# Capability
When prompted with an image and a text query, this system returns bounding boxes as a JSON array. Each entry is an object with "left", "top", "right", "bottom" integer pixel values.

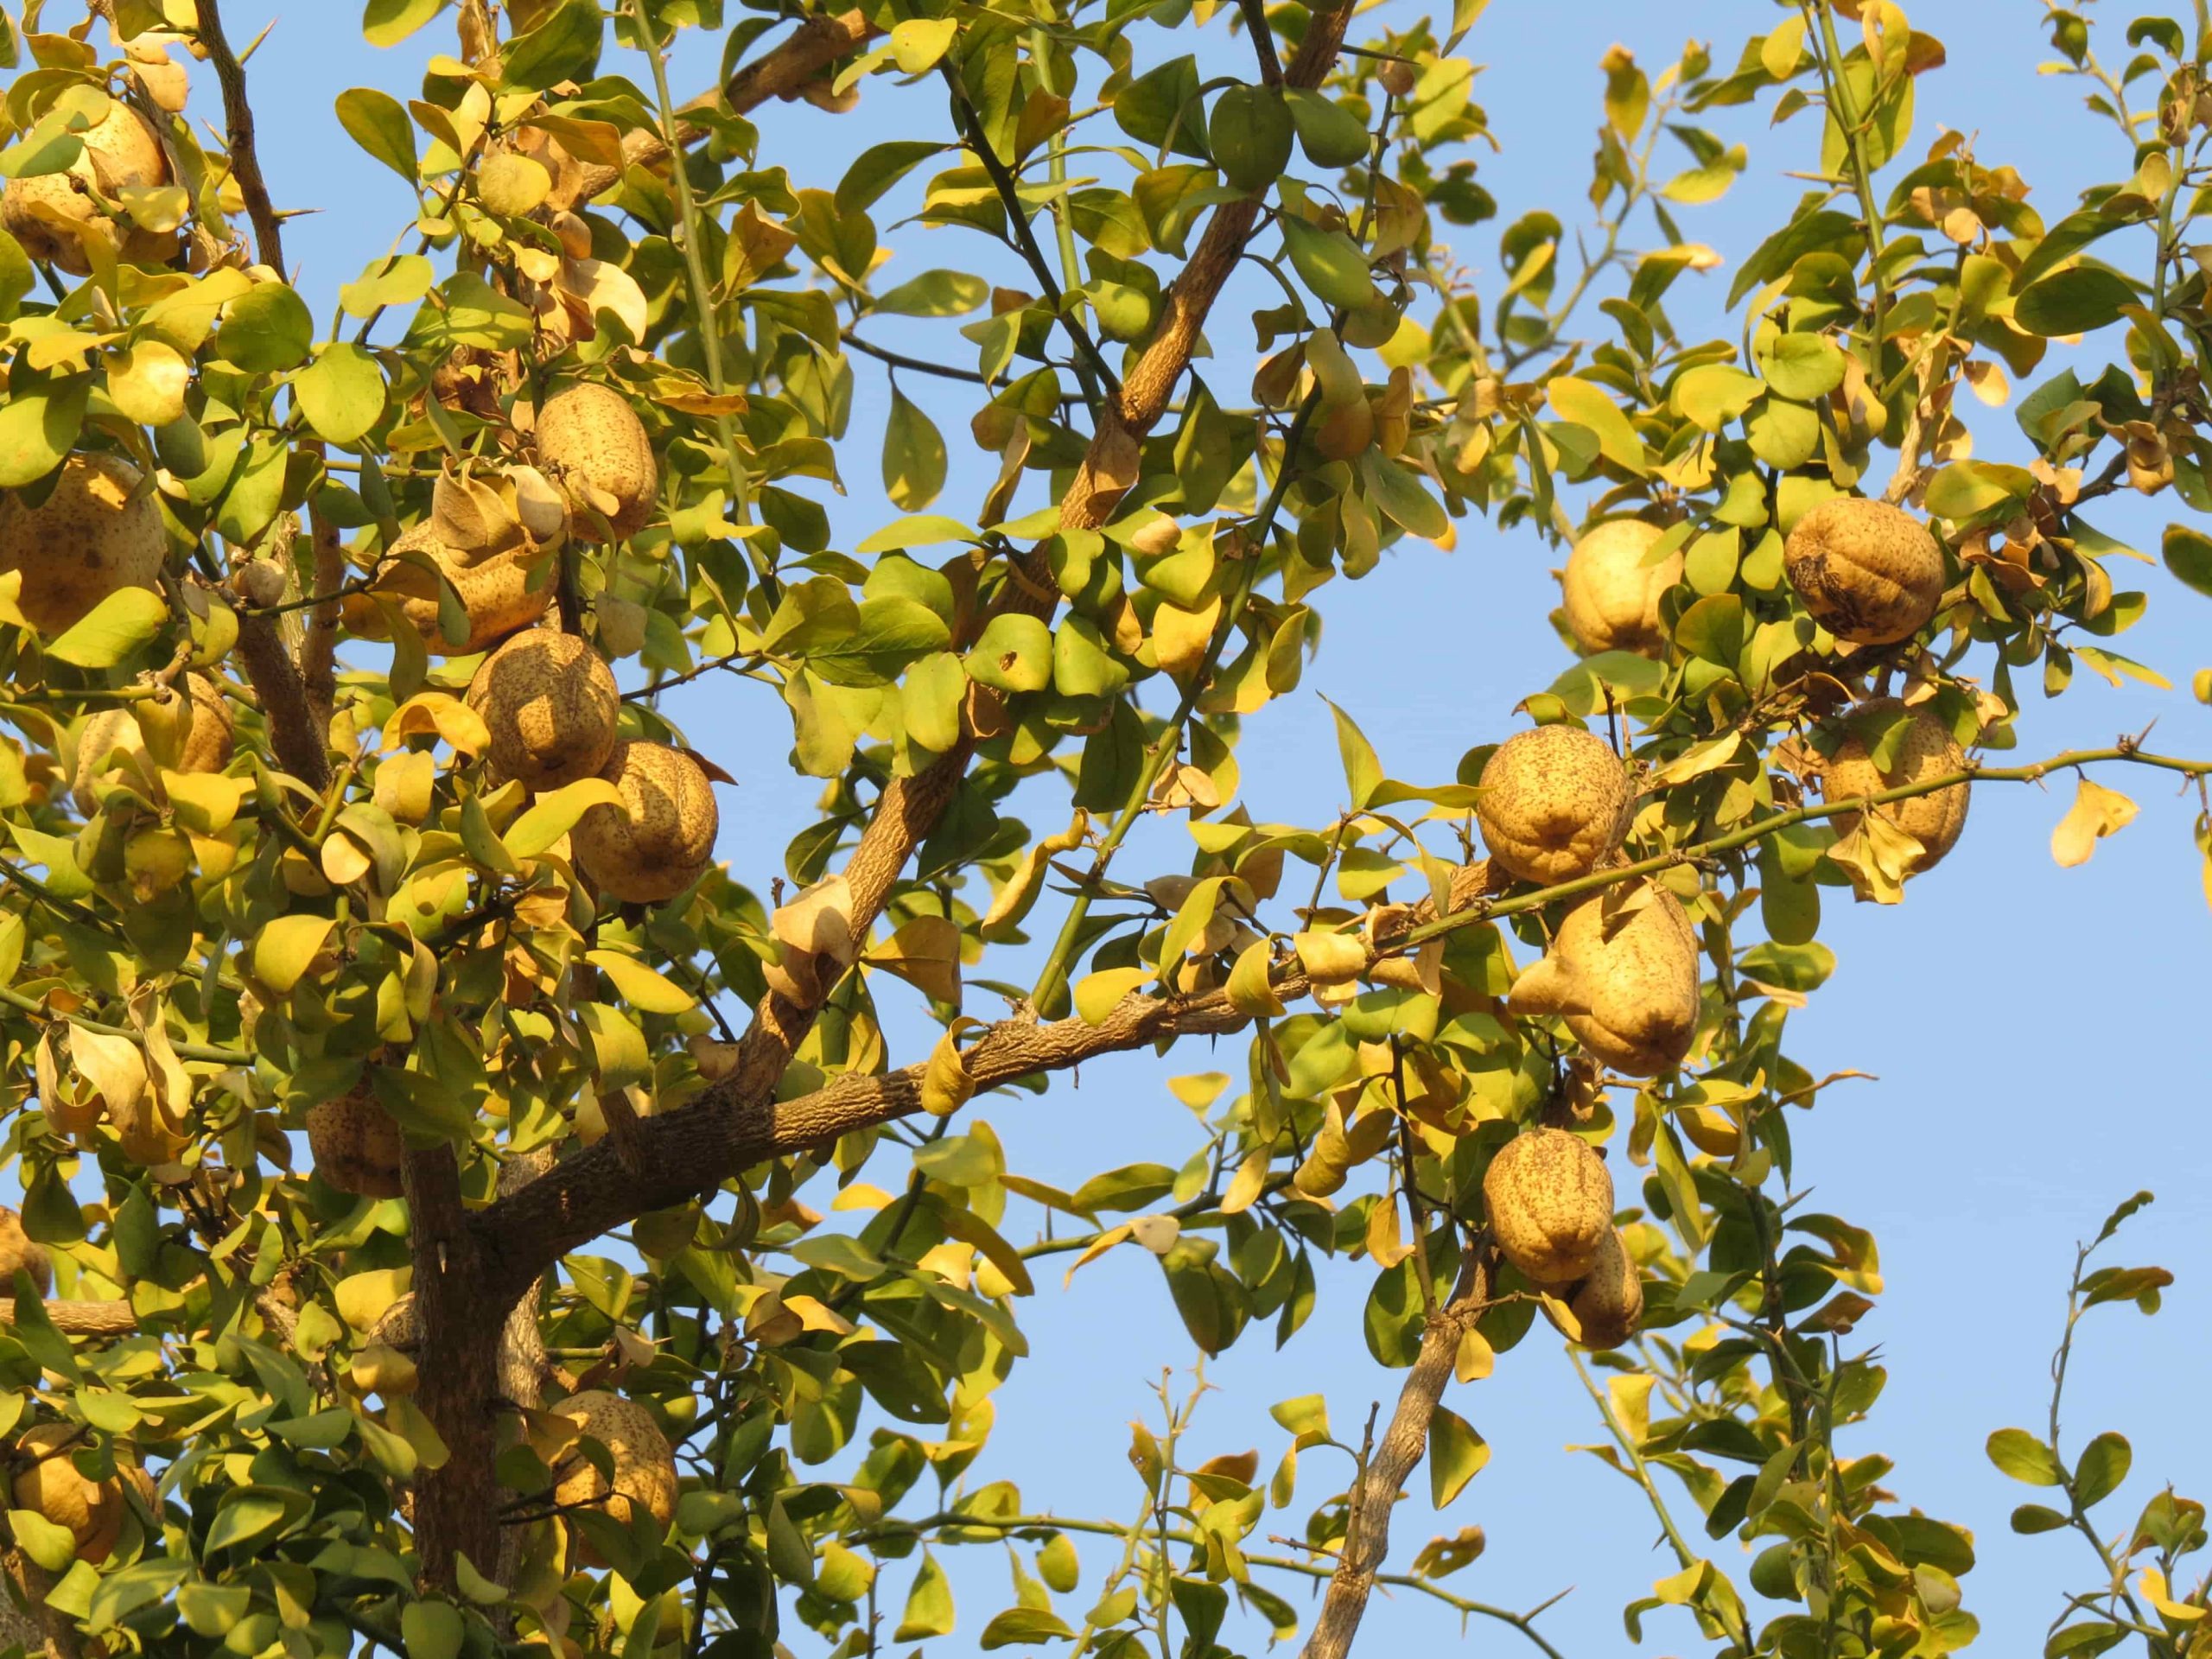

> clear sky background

[{"left": 134, "top": 0, "right": 2212, "bottom": 1650}]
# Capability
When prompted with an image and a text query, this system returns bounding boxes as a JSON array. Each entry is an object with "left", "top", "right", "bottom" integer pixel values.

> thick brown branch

[
  {"left": 195, "top": 0, "right": 284, "bottom": 270},
  {"left": 0, "top": 1299, "right": 137, "bottom": 1335},
  {"left": 476, "top": 976, "right": 1271, "bottom": 1306},
  {"left": 234, "top": 609, "right": 331, "bottom": 790},
  {"left": 568, "top": 10, "right": 877, "bottom": 202},
  {"left": 470, "top": 3, "right": 1361, "bottom": 1301},
  {"left": 403, "top": 1145, "right": 501, "bottom": 1592},
  {"left": 1302, "top": 1242, "right": 1491, "bottom": 1659}
]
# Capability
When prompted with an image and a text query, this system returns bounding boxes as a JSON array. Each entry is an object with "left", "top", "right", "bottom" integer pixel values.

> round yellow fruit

[
  {"left": 359, "top": 524, "right": 554, "bottom": 655},
  {"left": 72, "top": 675, "right": 230, "bottom": 813},
  {"left": 466, "top": 629, "right": 620, "bottom": 791},
  {"left": 1821, "top": 697, "right": 1970, "bottom": 875},
  {"left": 1566, "top": 1228, "right": 1643, "bottom": 1349},
  {"left": 0, "top": 454, "right": 167, "bottom": 637},
  {"left": 1782, "top": 497, "right": 1946, "bottom": 645},
  {"left": 573, "top": 741, "right": 718, "bottom": 904},
  {"left": 1510, "top": 881, "right": 1701, "bottom": 1077},
  {"left": 0, "top": 1206, "right": 51, "bottom": 1298},
  {"left": 1560, "top": 519, "right": 1680, "bottom": 657},
  {"left": 1473, "top": 723, "right": 1630, "bottom": 884},
  {"left": 0, "top": 99, "right": 172, "bottom": 276},
  {"left": 1482, "top": 1128, "right": 1613, "bottom": 1286},
  {"left": 550, "top": 1390, "right": 677, "bottom": 1560},
  {"left": 306, "top": 1087, "right": 405, "bottom": 1199},
  {"left": 537, "top": 384, "right": 658, "bottom": 540},
  {"left": 12, "top": 1425, "right": 122, "bottom": 1563}
]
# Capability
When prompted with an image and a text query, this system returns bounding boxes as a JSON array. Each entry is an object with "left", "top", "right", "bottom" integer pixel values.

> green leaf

[
  {"left": 856, "top": 514, "right": 979, "bottom": 554},
  {"left": 584, "top": 948, "right": 695, "bottom": 1014},
  {"left": 964, "top": 613, "right": 1052, "bottom": 694},
  {"left": 2074, "top": 1431, "right": 2131, "bottom": 1507},
  {"left": 215, "top": 283, "right": 315, "bottom": 373},
  {"left": 362, "top": 0, "right": 445, "bottom": 47},
  {"left": 0, "top": 373, "right": 90, "bottom": 488},
  {"left": 292, "top": 343, "right": 387, "bottom": 445},
  {"left": 334, "top": 87, "right": 417, "bottom": 182},
  {"left": 1280, "top": 216, "right": 1377, "bottom": 310},
  {"left": 895, "top": 1552, "right": 956, "bottom": 1642},
  {"left": 1759, "top": 333, "right": 1847, "bottom": 401},
  {"left": 1986, "top": 1427, "right": 2063, "bottom": 1486},
  {"left": 1673, "top": 363, "right": 1764, "bottom": 430},
  {"left": 1428, "top": 1405, "right": 1489, "bottom": 1507},
  {"left": 206, "top": 1487, "right": 297, "bottom": 1554},
  {"left": 499, "top": 0, "right": 602, "bottom": 92},
  {"left": 2010, "top": 1503, "right": 2069, "bottom": 1534},
  {"left": 44, "top": 588, "right": 167, "bottom": 666},
  {"left": 400, "top": 1599, "right": 465, "bottom": 1659},
  {"left": 1283, "top": 88, "right": 1370, "bottom": 168},
  {"left": 1052, "top": 616, "right": 1128, "bottom": 698},
  {"left": 837, "top": 141, "right": 942, "bottom": 215},
  {"left": 2013, "top": 267, "right": 2137, "bottom": 337},
  {"left": 2163, "top": 524, "right": 2212, "bottom": 599},
  {"left": 790, "top": 1233, "right": 886, "bottom": 1281},
  {"left": 881, "top": 388, "right": 947, "bottom": 511},
  {"left": 1323, "top": 696, "right": 1382, "bottom": 809},
  {"left": 1925, "top": 460, "right": 2036, "bottom": 521},
  {"left": 980, "top": 1608, "right": 1077, "bottom": 1649},
  {"left": 1546, "top": 376, "right": 1648, "bottom": 473},
  {"left": 874, "top": 269, "right": 988, "bottom": 317},
  {"left": 9, "top": 1509, "right": 74, "bottom": 1573},
  {"left": 1361, "top": 453, "right": 1448, "bottom": 537}
]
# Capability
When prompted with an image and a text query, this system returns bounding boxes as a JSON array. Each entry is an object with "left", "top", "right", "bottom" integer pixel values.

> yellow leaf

[
  {"left": 503, "top": 777, "right": 623, "bottom": 860},
  {"left": 1219, "top": 1147, "right": 1271, "bottom": 1216},
  {"left": 1293, "top": 929, "right": 1366, "bottom": 988},
  {"left": 334, "top": 1267, "right": 411, "bottom": 1331},
  {"left": 252, "top": 914, "right": 336, "bottom": 994},
  {"left": 1063, "top": 1223, "right": 1132, "bottom": 1287},
  {"left": 981, "top": 809, "right": 1089, "bottom": 940},
  {"left": 1453, "top": 1325, "right": 1494, "bottom": 1383},
  {"left": 2051, "top": 775, "right": 2139, "bottom": 868},
  {"left": 380, "top": 692, "right": 490, "bottom": 756},
  {"left": 1074, "top": 966, "right": 1150, "bottom": 1026},
  {"left": 920, "top": 1018, "right": 982, "bottom": 1116},
  {"left": 1226, "top": 938, "right": 1285, "bottom": 1016},
  {"left": 586, "top": 949, "right": 696, "bottom": 1014},
  {"left": 2139, "top": 1567, "right": 2207, "bottom": 1623},
  {"left": 830, "top": 1183, "right": 894, "bottom": 1211},
  {"left": 160, "top": 770, "right": 252, "bottom": 835},
  {"left": 772, "top": 874, "right": 858, "bottom": 963},
  {"left": 869, "top": 915, "right": 963, "bottom": 1005}
]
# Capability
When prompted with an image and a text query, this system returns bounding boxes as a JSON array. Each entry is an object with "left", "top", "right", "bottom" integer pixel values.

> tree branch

[
  {"left": 1301, "top": 1241, "right": 1491, "bottom": 1659},
  {"left": 0, "top": 1299, "right": 137, "bottom": 1336},
  {"left": 194, "top": 0, "right": 284, "bottom": 270},
  {"left": 565, "top": 9, "right": 879, "bottom": 202}
]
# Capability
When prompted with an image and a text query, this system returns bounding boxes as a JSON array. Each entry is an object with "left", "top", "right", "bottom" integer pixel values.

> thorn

[{"left": 238, "top": 16, "right": 277, "bottom": 66}]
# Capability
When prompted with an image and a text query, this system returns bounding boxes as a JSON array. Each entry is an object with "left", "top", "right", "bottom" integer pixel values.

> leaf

[
  {"left": 1362, "top": 453, "right": 1450, "bottom": 537},
  {"left": 2075, "top": 1431, "right": 2132, "bottom": 1508},
  {"left": 214, "top": 283, "right": 315, "bottom": 374},
  {"left": 1986, "top": 1427, "right": 2063, "bottom": 1486},
  {"left": 2162, "top": 524, "right": 2212, "bottom": 599},
  {"left": 889, "top": 16, "right": 957, "bottom": 74},
  {"left": 881, "top": 388, "right": 947, "bottom": 511},
  {"left": 361, "top": 0, "right": 444, "bottom": 47},
  {"left": 1428, "top": 1406, "right": 1489, "bottom": 1508},
  {"left": 400, "top": 1599, "right": 465, "bottom": 1659},
  {"left": 0, "top": 374, "right": 88, "bottom": 488},
  {"left": 1547, "top": 376, "right": 1648, "bottom": 473},
  {"left": 334, "top": 87, "right": 416, "bottom": 182},
  {"left": 1074, "top": 967, "right": 1149, "bottom": 1026},
  {"left": 293, "top": 344, "right": 387, "bottom": 445},
  {"left": 965, "top": 613, "right": 1052, "bottom": 694},
  {"left": 874, "top": 269, "right": 988, "bottom": 317},
  {"left": 504, "top": 778, "right": 623, "bottom": 860},
  {"left": 585, "top": 950, "right": 695, "bottom": 1014},
  {"left": 856, "top": 514, "right": 980, "bottom": 554},
  {"left": 9, "top": 1509, "right": 74, "bottom": 1573},
  {"left": 253, "top": 915, "right": 335, "bottom": 995},
  {"left": 979, "top": 1608, "right": 1076, "bottom": 1649},
  {"left": 44, "top": 588, "right": 167, "bottom": 666},
  {"left": 1321, "top": 697, "right": 1384, "bottom": 809},
  {"left": 1280, "top": 216, "right": 1376, "bottom": 310},
  {"left": 2013, "top": 267, "right": 2137, "bottom": 337},
  {"left": 2050, "top": 776, "right": 2138, "bottom": 868},
  {"left": 499, "top": 0, "right": 602, "bottom": 92},
  {"left": 895, "top": 1552, "right": 955, "bottom": 1642},
  {"left": 1673, "top": 363, "right": 1763, "bottom": 430},
  {"left": 2010, "top": 1503, "right": 2069, "bottom": 1534}
]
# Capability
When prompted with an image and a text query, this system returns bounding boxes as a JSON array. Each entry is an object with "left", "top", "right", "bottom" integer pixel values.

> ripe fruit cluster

[{"left": 1481, "top": 1128, "right": 1643, "bottom": 1349}]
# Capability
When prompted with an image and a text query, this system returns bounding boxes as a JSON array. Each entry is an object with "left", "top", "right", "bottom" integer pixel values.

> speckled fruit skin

[
  {"left": 1567, "top": 1228, "right": 1643, "bottom": 1349},
  {"left": 306, "top": 1088, "right": 404, "bottom": 1199},
  {"left": 467, "top": 629, "right": 620, "bottom": 791},
  {"left": 0, "top": 102, "right": 171, "bottom": 275},
  {"left": 1561, "top": 519, "right": 1681, "bottom": 657},
  {"left": 1821, "top": 697, "right": 1971, "bottom": 875},
  {"left": 537, "top": 384, "right": 658, "bottom": 539},
  {"left": 0, "top": 454, "right": 166, "bottom": 636},
  {"left": 364, "top": 524, "right": 554, "bottom": 654},
  {"left": 574, "top": 741, "right": 718, "bottom": 904},
  {"left": 551, "top": 1390, "right": 677, "bottom": 1564},
  {"left": 1482, "top": 1128, "right": 1614, "bottom": 1286},
  {"left": 13, "top": 1424, "right": 123, "bottom": 1562},
  {"left": 0, "top": 1205, "right": 52, "bottom": 1298},
  {"left": 1473, "top": 723, "right": 1631, "bottom": 884},
  {"left": 1783, "top": 497, "right": 1945, "bottom": 645},
  {"left": 1511, "top": 882, "right": 1701, "bottom": 1077},
  {"left": 72, "top": 674, "right": 231, "bottom": 813}
]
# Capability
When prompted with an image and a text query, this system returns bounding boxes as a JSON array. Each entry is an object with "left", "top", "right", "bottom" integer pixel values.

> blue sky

[{"left": 187, "top": 0, "right": 2212, "bottom": 1649}]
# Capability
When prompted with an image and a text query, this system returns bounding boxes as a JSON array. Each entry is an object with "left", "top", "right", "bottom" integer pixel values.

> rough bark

[
  {"left": 0, "top": 1300, "right": 137, "bottom": 1336},
  {"left": 1301, "top": 1243, "right": 1492, "bottom": 1659},
  {"left": 401, "top": 1146, "right": 502, "bottom": 1590},
  {"left": 233, "top": 610, "right": 332, "bottom": 791}
]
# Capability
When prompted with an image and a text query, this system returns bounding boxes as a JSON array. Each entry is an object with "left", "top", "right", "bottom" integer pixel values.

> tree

[{"left": 0, "top": 0, "right": 2203, "bottom": 1653}]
